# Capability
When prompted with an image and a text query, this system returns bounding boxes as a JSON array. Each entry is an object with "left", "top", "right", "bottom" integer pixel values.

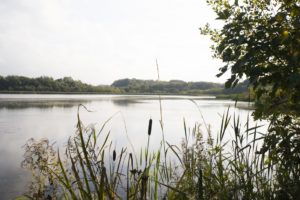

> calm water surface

[{"left": 0, "top": 94, "right": 266, "bottom": 199}]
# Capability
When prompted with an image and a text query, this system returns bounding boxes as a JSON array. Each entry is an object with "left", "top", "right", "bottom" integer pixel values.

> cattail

[
  {"left": 113, "top": 150, "right": 116, "bottom": 161},
  {"left": 148, "top": 118, "right": 152, "bottom": 136}
]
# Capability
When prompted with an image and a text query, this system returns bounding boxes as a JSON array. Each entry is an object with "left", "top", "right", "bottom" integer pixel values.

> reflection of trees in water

[
  {"left": 110, "top": 96, "right": 219, "bottom": 107},
  {"left": 0, "top": 98, "right": 253, "bottom": 111},
  {"left": 0, "top": 98, "right": 143, "bottom": 109},
  {"left": 111, "top": 99, "right": 141, "bottom": 107},
  {"left": 0, "top": 100, "right": 90, "bottom": 110}
]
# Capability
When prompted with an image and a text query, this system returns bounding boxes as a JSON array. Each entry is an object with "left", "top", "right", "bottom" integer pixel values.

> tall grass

[{"left": 21, "top": 104, "right": 289, "bottom": 200}]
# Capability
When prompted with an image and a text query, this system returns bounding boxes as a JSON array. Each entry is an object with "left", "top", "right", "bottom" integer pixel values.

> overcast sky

[{"left": 0, "top": 0, "right": 226, "bottom": 85}]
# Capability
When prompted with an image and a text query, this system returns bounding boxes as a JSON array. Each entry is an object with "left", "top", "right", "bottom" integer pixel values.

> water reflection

[
  {"left": 111, "top": 99, "right": 142, "bottom": 106},
  {"left": 0, "top": 100, "right": 86, "bottom": 110},
  {"left": 0, "top": 95, "right": 218, "bottom": 109},
  {"left": 0, "top": 94, "right": 258, "bottom": 199},
  {"left": 0, "top": 145, "right": 30, "bottom": 199}
]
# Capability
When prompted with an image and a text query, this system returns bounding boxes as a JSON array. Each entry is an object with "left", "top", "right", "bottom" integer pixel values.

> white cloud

[{"left": 0, "top": 0, "right": 227, "bottom": 85}]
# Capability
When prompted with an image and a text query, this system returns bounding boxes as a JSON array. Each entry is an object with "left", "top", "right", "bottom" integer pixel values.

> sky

[{"left": 0, "top": 0, "right": 226, "bottom": 85}]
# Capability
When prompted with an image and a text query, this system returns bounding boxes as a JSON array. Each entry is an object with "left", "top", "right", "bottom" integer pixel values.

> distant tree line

[
  {"left": 0, "top": 75, "right": 249, "bottom": 96},
  {"left": 111, "top": 78, "right": 249, "bottom": 95},
  {"left": 0, "top": 75, "right": 121, "bottom": 93}
]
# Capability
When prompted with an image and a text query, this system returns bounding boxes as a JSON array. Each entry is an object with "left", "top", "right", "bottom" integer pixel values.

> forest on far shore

[{"left": 0, "top": 75, "right": 250, "bottom": 99}]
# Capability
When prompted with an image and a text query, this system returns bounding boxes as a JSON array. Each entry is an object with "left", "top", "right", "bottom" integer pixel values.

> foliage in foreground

[
  {"left": 19, "top": 105, "right": 300, "bottom": 200},
  {"left": 201, "top": 0, "right": 300, "bottom": 119},
  {"left": 200, "top": 1, "right": 300, "bottom": 199}
]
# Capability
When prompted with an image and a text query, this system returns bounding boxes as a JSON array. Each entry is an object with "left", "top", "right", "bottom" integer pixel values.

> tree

[
  {"left": 201, "top": 0, "right": 300, "bottom": 119},
  {"left": 202, "top": 1, "right": 300, "bottom": 198}
]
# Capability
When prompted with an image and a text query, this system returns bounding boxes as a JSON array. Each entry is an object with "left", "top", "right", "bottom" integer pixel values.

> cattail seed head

[
  {"left": 113, "top": 150, "right": 116, "bottom": 161},
  {"left": 148, "top": 118, "right": 152, "bottom": 136}
]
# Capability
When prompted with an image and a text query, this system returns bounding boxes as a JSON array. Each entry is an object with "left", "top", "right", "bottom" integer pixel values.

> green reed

[{"left": 20, "top": 104, "right": 284, "bottom": 200}]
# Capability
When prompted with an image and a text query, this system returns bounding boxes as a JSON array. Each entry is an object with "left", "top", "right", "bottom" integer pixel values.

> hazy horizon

[
  {"left": 0, "top": 74, "right": 227, "bottom": 86},
  {"left": 0, "top": 0, "right": 226, "bottom": 85}
]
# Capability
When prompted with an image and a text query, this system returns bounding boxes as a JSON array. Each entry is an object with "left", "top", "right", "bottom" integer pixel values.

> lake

[{"left": 0, "top": 94, "right": 266, "bottom": 199}]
